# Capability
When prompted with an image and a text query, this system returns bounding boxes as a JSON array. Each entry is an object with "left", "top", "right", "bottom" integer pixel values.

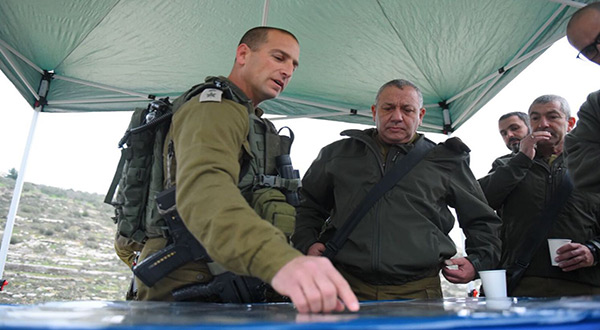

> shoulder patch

[
  {"left": 443, "top": 137, "right": 471, "bottom": 153},
  {"left": 199, "top": 88, "right": 223, "bottom": 103}
]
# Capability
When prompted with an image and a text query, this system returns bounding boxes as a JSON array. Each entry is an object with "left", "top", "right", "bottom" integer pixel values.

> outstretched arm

[
  {"left": 271, "top": 256, "right": 359, "bottom": 313},
  {"left": 450, "top": 156, "right": 502, "bottom": 272}
]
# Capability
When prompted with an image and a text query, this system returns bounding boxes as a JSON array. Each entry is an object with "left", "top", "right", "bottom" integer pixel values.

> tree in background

[{"left": 6, "top": 168, "right": 18, "bottom": 180}]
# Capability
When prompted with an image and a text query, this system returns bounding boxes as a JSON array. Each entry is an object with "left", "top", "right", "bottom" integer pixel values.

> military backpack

[{"left": 105, "top": 78, "right": 300, "bottom": 252}]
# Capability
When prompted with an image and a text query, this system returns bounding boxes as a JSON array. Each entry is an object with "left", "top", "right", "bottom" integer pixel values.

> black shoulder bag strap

[
  {"left": 322, "top": 137, "right": 435, "bottom": 259},
  {"left": 506, "top": 169, "right": 573, "bottom": 295}
]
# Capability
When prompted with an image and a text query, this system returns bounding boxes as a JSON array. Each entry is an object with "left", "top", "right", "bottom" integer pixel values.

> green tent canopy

[
  {"left": 0, "top": 0, "right": 591, "bottom": 286},
  {"left": 0, "top": 0, "right": 590, "bottom": 132}
]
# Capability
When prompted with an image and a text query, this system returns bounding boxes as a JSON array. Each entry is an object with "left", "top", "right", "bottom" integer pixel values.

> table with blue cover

[{"left": 1, "top": 296, "right": 600, "bottom": 330}]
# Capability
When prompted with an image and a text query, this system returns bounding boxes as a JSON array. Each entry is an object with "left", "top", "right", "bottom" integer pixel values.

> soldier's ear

[
  {"left": 371, "top": 104, "right": 377, "bottom": 122},
  {"left": 418, "top": 107, "right": 426, "bottom": 124},
  {"left": 567, "top": 116, "right": 576, "bottom": 132},
  {"left": 236, "top": 43, "right": 251, "bottom": 66}
]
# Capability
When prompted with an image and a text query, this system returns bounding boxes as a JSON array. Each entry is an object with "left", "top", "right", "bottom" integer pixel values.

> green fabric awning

[{"left": 0, "top": 0, "right": 590, "bottom": 133}]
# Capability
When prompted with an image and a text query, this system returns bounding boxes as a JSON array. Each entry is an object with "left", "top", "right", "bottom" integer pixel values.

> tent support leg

[{"left": 0, "top": 110, "right": 39, "bottom": 287}]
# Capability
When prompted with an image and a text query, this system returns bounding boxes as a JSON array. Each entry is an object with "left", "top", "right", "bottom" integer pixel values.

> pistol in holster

[{"left": 133, "top": 186, "right": 212, "bottom": 287}]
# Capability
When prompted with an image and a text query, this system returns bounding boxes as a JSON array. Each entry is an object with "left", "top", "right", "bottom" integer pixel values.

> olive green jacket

[
  {"left": 292, "top": 129, "right": 501, "bottom": 285},
  {"left": 169, "top": 77, "right": 301, "bottom": 283},
  {"left": 565, "top": 90, "right": 600, "bottom": 194},
  {"left": 479, "top": 152, "right": 600, "bottom": 287}
]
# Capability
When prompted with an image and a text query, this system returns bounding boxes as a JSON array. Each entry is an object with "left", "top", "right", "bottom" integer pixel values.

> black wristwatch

[{"left": 584, "top": 242, "right": 599, "bottom": 266}]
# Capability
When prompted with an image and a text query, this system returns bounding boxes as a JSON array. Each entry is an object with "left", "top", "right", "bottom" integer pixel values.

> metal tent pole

[
  {"left": 262, "top": 0, "right": 270, "bottom": 26},
  {"left": 0, "top": 110, "right": 39, "bottom": 289},
  {"left": 549, "top": 0, "right": 586, "bottom": 8},
  {"left": 0, "top": 66, "right": 50, "bottom": 290}
]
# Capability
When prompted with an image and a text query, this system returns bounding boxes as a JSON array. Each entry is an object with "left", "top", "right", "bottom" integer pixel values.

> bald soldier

[
  {"left": 128, "top": 26, "right": 358, "bottom": 313},
  {"left": 567, "top": 2, "right": 600, "bottom": 65}
]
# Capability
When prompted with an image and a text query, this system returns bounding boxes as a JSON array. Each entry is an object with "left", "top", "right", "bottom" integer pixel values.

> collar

[{"left": 373, "top": 130, "right": 420, "bottom": 152}]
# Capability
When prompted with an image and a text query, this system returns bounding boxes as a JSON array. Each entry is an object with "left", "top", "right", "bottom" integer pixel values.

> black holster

[{"left": 171, "top": 272, "right": 268, "bottom": 303}]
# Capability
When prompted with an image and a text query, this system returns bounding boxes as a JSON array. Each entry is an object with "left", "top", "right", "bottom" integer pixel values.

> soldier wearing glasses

[{"left": 565, "top": 3, "right": 600, "bottom": 193}]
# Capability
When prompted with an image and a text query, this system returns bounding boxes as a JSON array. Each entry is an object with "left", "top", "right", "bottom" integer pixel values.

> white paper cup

[
  {"left": 548, "top": 238, "right": 571, "bottom": 266},
  {"left": 479, "top": 269, "right": 507, "bottom": 298}
]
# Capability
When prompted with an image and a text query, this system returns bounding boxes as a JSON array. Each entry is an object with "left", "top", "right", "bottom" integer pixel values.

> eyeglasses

[{"left": 576, "top": 32, "right": 600, "bottom": 62}]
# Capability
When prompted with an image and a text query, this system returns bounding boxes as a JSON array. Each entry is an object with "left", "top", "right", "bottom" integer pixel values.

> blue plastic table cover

[{"left": 1, "top": 296, "right": 600, "bottom": 330}]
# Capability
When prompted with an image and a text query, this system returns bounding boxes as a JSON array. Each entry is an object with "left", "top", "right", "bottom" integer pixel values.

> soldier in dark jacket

[
  {"left": 565, "top": 91, "right": 600, "bottom": 193},
  {"left": 488, "top": 112, "right": 531, "bottom": 220},
  {"left": 479, "top": 94, "right": 600, "bottom": 296},
  {"left": 566, "top": 3, "right": 600, "bottom": 193},
  {"left": 292, "top": 79, "right": 501, "bottom": 300}
]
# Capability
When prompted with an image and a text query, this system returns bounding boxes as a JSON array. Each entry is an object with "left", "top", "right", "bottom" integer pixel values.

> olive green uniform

[
  {"left": 292, "top": 129, "right": 501, "bottom": 300},
  {"left": 479, "top": 152, "right": 600, "bottom": 296},
  {"left": 136, "top": 77, "right": 301, "bottom": 300},
  {"left": 565, "top": 90, "right": 600, "bottom": 193}
]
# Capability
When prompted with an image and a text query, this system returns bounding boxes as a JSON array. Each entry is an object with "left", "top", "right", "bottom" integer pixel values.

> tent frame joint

[
  {"left": 34, "top": 70, "right": 54, "bottom": 110},
  {"left": 438, "top": 100, "right": 453, "bottom": 134}
]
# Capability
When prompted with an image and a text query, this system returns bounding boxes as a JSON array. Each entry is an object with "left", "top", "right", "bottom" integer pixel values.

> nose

[
  {"left": 282, "top": 61, "right": 294, "bottom": 78},
  {"left": 538, "top": 116, "right": 550, "bottom": 128},
  {"left": 390, "top": 108, "right": 403, "bottom": 122}
]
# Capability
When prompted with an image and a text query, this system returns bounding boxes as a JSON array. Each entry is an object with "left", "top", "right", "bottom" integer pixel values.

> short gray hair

[
  {"left": 529, "top": 94, "right": 571, "bottom": 118},
  {"left": 375, "top": 79, "right": 423, "bottom": 108}
]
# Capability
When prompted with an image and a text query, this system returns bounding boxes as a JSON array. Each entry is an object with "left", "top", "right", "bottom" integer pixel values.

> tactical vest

[{"left": 107, "top": 76, "right": 299, "bottom": 245}]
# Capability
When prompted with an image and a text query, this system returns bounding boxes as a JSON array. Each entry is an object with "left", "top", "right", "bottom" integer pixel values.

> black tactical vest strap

[{"left": 323, "top": 137, "right": 435, "bottom": 259}]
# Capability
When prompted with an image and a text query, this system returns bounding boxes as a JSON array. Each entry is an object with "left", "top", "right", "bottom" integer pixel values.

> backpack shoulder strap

[
  {"left": 104, "top": 152, "right": 128, "bottom": 204},
  {"left": 322, "top": 137, "right": 435, "bottom": 259}
]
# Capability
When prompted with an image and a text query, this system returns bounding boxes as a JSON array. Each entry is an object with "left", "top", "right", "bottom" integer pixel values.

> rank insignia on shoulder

[{"left": 199, "top": 88, "right": 223, "bottom": 103}]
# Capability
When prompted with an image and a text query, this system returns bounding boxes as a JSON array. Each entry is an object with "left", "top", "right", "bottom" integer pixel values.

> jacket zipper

[
  {"left": 372, "top": 149, "right": 401, "bottom": 275},
  {"left": 350, "top": 133, "right": 401, "bottom": 276},
  {"left": 542, "top": 157, "right": 564, "bottom": 209}
]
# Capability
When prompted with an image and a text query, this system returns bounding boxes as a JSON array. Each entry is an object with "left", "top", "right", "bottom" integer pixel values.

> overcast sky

[{"left": 1, "top": 37, "right": 600, "bottom": 196}]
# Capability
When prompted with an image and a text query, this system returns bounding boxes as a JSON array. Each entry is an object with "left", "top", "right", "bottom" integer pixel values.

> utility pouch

[{"left": 251, "top": 187, "right": 295, "bottom": 238}]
